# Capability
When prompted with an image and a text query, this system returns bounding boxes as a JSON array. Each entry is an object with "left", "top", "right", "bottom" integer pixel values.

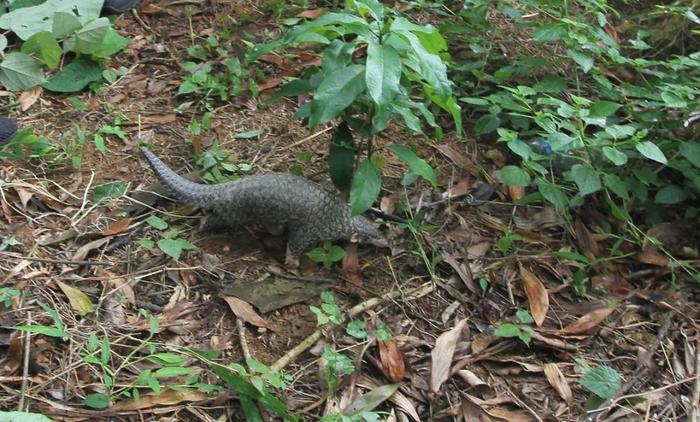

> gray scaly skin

[{"left": 141, "top": 148, "right": 387, "bottom": 266}]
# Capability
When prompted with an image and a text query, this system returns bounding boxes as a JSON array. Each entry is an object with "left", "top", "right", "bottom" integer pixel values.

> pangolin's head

[{"left": 350, "top": 216, "right": 388, "bottom": 248}]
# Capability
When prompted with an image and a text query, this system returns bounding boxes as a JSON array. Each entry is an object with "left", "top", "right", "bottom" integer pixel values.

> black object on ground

[
  {"left": 0, "top": 116, "right": 18, "bottom": 147},
  {"left": 104, "top": 0, "right": 140, "bottom": 13}
]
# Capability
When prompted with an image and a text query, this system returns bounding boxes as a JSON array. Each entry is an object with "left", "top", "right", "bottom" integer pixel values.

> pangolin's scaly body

[{"left": 141, "top": 148, "right": 386, "bottom": 264}]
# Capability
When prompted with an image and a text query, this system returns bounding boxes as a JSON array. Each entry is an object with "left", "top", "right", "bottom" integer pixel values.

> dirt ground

[{"left": 0, "top": 1, "right": 698, "bottom": 421}]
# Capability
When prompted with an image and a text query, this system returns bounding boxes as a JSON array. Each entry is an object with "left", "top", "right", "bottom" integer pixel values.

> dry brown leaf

[
  {"left": 442, "top": 254, "right": 478, "bottom": 294},
  {"left": 296, "top": 8, "right": 325, "bottom": 19},
  {"left": 259, "top": 76, "right": 284, "bottom": 92},
  {"left": 462, "top": 393, "right": 533, "bottom": 421},
  {"left": 18, "top": 86, "right": 42, "bottom": 111},
  {"left": 56, "top": 281, "right": 94, "bottom": 316},
  {"left": 259, "top": 53, "right": 286, "bottom": 66},
  {"left": 466, "top": 240, "right": 491, "bottom": 259},
  {"left": 543, "top": 363, "right": 573, "bottom": 404},
  {"left": 71, "top": 236, "right": 112, "bottom": 261},
  {"left": 222, "top": 295, "right": 273, "bottom": 330},
  {"left": 101, "top": 294, "right": 126, "bottom": 326},
  {"left": 440, "top": 301, "right": 461, "bottom": 325},
  {"left": 574, "top": 219, "right": 600, "bottom": 259},
  {"left": 111, "top": 390, "right": 208, "bottom": 410},
  {"left": 633, "top": 252, "right": 669, "bottom": 266},
  {"left": 342, "top": 243, "right": 363, "bottom": 285},
  {"left": 105, "top": 274, "right": 136, "bottom": 305},
  {"left": 140, "top": 114, "right": 177, "bottom": 125},
  {"left": 430, "top": 318, "right": 467, "bottom": 392},
  {"left": 380, "top": 196, "right": 396, "bottom": 214},
  {"left": 508, "top": 185, "right": 525, "bottom": 201},
  {"left": 16, "top": 188, "right": 33, "bottom": 209},
  {"left": 441, "top": 177, "right": 471, "bottom": 200},
  {"left": 520, "top": 266, "right": 549, "bottom": 326},
  {"left": 471, "top": 333, "right": 496, "bottom": 354},
  {"left": 432, "top": 143, "right": 478, "bottom": 175},
  {"left": 378, "top": 339, "right": 407, "bottom": 382},
  {"left": 101, "top": 217, "right": 133, "bottom": 236},
  {"left": 559, "top": 307, "right": 615, "bottom": 335}
]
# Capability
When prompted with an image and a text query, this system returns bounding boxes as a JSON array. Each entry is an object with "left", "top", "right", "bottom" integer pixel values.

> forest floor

[{"left": 0, "top": 1, "right": 698, "bottom": 421}]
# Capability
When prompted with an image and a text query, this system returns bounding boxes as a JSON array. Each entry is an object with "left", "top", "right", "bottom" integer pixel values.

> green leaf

[
  {"left": 147, "top": 352, "right": 185, "bottom": 366},
  {"left": 654, "top": 185, "right": 686, "bottom": 204},
  {"left": 52, "top": 11, "right": 82, "bottom": 38},
  {"left": 570, "top": 164, "right": 601, "bottom": 196},
  {"left": 661, "top": 91, "right": 687, "bottom": 108},
  {"left": 605, "top": 124, "right": 636, "bottom": 139},
  {"left": 553, "top": 251, "right": 590, "bottom": 264},
  {"left": 501, "top": 165, "right": 531, "bottom": 187},
  {"left": 84, "top": 393, "right": 110, "bottom": 410},
  {"left": 516, "top": 310, "right": 534, "bottom": 324},
  {"left": 346, "top": 320, "right": 367, "bottom": 339},
  {"left": 92, "top": 27, "right": 129, "bottom": 58},
  {"left": 153, "top": 367, "right": 194, "bottom": 378},
  {"left": 343, "top": 384, "right": 399, "bottom": 416},
  {"left": 494, "top": 323, "right": 521, "bottom": 338},
  {"left": 146, "top": 215, "right": 168, "bottom": 229},
  {"left": 308, "top": 64, "right": 366, "bottom": 128},
  {"left": 0, "top": 52, "right": 45, "bottom": 91},
  {"left": 680, "top": 142, "right": 700, "bottom": 168},
  {"left": 474, "top": 113, "right": 500, "bottom": 135},
  {"left": 536, "top": 178, "right": 568, "bottom": 211},
  {"left": 157, "top": 238, "right": 196, "bottom": 261},
  {"left": 602, "top": 146, "right": 628, "bottom": 166},
  {"left": 603, "top": 173, "right": 629, "bottom": 201},
  {"left": 43, "top": 58, "right": 102, "bottom": 93},
  {"left": 21, "top": 31, "right": 61, "bottom": 69},
  {"left": 533, "top": 75, "right": 567, "bottom": 93},
  {"left": 0, "top": 411, "right": 53, "bottom": 422},
  {"left": 329, "top": 122, "right": 356, "bottom": 192},
  {"left": 365, "top": 41, "right": 401, "bottom": 105},
  {"left": 73, "top": 17, "right": 110, "bottom": 55},
  {"left": 13, "top": 325, "right": 66, "bottom": 337},
  {"left": 0, "top": 0, "right": 102, "bottom": 40},
  {"left": 388, "top": 144, "right": 437, "bottom": 188},
  {"left": 588, "top": 101, "right": 621, "bottom": 119},
  {"left": 234, "top": 129, "right": 264, "bottom": 139},
  {"left": 350, "top": 159, "right": 381, "bottom": 216},
  {"left": 636, "top": 141, "right": 667, "bottom": 164},
  {"left": 93, "top": 181, "right": 127, "bottom": 202},
  {"left": 532, "top": 23, "right": 567, "bottom": 42},
  {"left": 567, "top": 50, "right": 594, "bottom": 73},
  {"left": 580, "top": 365, "right": 621, "bottom": 399}
]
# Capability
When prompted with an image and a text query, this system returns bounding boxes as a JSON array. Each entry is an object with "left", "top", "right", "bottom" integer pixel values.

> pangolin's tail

[{"left": 141, "top": 147, "right": 221, "bottom": 209}]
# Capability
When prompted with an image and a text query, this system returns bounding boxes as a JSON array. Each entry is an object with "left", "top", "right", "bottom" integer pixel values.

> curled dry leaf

[
  {"left": 441, "top": 301, "right": 461, "bottom": 325},
  {"left": 559, "top": 307, "right": 615, "bottom": 335},
  {"left": 342, "top": 243, "right": 363, "bottom": 285},
  {"left": 111, "top": 390, "right": 207, "bottom": 411},
  {"left": 101, "top": 217, "right": 133, "bottom": 236},
  {"left": 378, "top": 339, "right": 407, "bottom": 382},
  {"left": 222, "top": 295, "right": 273, "bottom": 330},
  {"left": 19, "top": 86, "right": 42, "bottom": 111},
  {"left": 56, "top": 281, "right": 94, "bottom": 316},
  {"left": 520, "top": 266, "right": 549, "bottom": 326},
  {"left": 543, "top": 363, "right": 573, "bottom": 404},
  {"left": 71, "top": 236, "right": 113, "bottom": 261},
  {"left": 380, "top": 196, "right": 396, "bottom": 214},
  {"left": 16, "top": 188, "right": 33, "bottom": 209},
  {"left": 430, "top": 318, "right": 468, "bottom": 393},
  {"left": 296, "top": 8, "right": 325, "bottom": 18},
  {"left": 508, "top": 185, "right": 525, "bottom": 201},
  {"left": 259, "top": 76, "right": 284, "bottom": 92},
  {"left": 342, "top": 384, "right": 399, "bottom": 416},
  {"left": 442, "top": 254, "right": 478, "bottom": 294}
]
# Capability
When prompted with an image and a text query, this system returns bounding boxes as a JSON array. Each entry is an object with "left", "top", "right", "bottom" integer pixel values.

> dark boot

[
  {"left": 104, "top": 0, "right": 140, "bottom": 13},
  {"left": 0, "top": 116, "right": 18, "bottom": 147}
]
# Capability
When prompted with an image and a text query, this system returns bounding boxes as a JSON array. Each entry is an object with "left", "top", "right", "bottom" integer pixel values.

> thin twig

[
  {"left": 0, "top": 251, "right": 118, "bottom": 266},
  {"left": 691, "top": 338, "right": 700, "bottom": 422},
  {"left": 277, "top": 126, "right": 334, "bottom": 152},
  {"left": 237, "top": 319, "right": 251, "bottom": 362},
  {"left": 18, "top": 311, "right": 31, "bottom": 412}
]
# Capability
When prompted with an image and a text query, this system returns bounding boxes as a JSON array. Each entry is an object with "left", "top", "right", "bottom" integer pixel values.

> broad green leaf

[
  {"left": 153, "top": 367, "right": 195, "bottom": 378},
  {"left": 52, "top": 11, "right": 82, "bottom": 38},
  {"left": 501, "top": 165, "right": 531, "bottom": 187},
  {"left": 329, "top": 122, "right": 356, "bottom": 192},
  {"left": 661, "top": 91, "right": 687, "bottom": 108},
  {"left": 0, "top": 411, "right": 53, "bottom": 422},
  {"left": 0, "top": 35, "right": 7, "bottom": 53},
  {"left": 350, "top": 159, "right": 381, "bottom": 216},
  {"left": 146, "top": 215, "right": 168, "bottom": 230},
  {"left": 21, "top": 31, "right": 61, "bottom": 69},
  {"left": 553, "top": 251, "right": 590, "bottom": 264},
  {"left": 567, "top": 49, "right": 594, "bottom": 73},
  {"left": 602, "top": 146, "right": 628, "bottom": 166},
  {"left": 84, "top": 393, "right": 110, "bottom": 410},
  {"left": 580, "top": 365, "right": 621, "bottom": 399},
  {"left": 365, "top": 41, "right": 401, "bottom": 105},
  {"left": 654, "top": 185, "right": 686, "bottom": 204},
  {"left": 680, "top": 141, "right": 700, "bottom": 168},
  {"left": 494, "top": 323, "right": 521, "bottom": 338},
  {"left": 388, "top": 144, "right": 437, "bottom": 188},
  {"left": 635, "top": 141, "right": 667, "bottom": 164},
  {"left": 603, "top": 173, "right": 629, "bottom": 201},
  {"left": 391, "top": 103, "right": 422, "bottom": 133},
  {"left": 588, "top": 101, "right": 621, "bottom": 118},
  {"left": 74, "top": 17, "right": 110, "bottom": 55},
  {"left": 13, "top": 325, "right": 66, "bottom": 337},
  {"left": 533, "top": 23, "right": 567, "bottom": 42},
  {"left": 0, "top": 0, "right": 103, "bottom": 40},
  {"left": 533, "top": 75, "right": 567, "bottom": 93},
  {"left": 93, "top": 181, "right": 127, "bottom": 202},
  {"left": 0, "top": 52, "right": 45, "bottom": 91},
  {"left": 342, "top": 384, "right": 399, "bottom": 416},
  {"left": 327, "top": 245, "right": 346, "bottom": 262},
  {"left": 147, "top": 352, "right": 185, "bottom": 366},
  {"left": 474, "top": 113, "right": 500, "bottom": 135},
  {"left": 92, "top": 27, "right": 129, "bottom": 58},
  {"left": 536, "top": 178, "right": 568, "bottom": 211},
  {"left": 308, "top": 64, "right": 366, "bottom": 128},
  {"left": 605, "top": 124, "right": 636, "bottom": 139},
  {"left": 570, "top": 164, "right": 601, "bottom": 196},
  {"left": 157, "top": 238, "right": 196, "bottom": 261},
  {"left": 43, "top": 58, "right": 102, "bottom": 93}
]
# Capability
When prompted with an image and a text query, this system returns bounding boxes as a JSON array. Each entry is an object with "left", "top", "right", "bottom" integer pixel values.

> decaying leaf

[
  {"left": 19, "top": 86, "right": 42, "bottom": 111},
  {"left": 342, "top": 243, "right": 363, "bottom": 285},
  {"left": 71, "top": 236, "right": 112, "bottom": 261},
  {"left": 101, "top": 217, "right": 133, "bottom": 236},
  {"left": 342, "top": 384, "right": 399, "bottom": 416},
  {"left": 430, "top": 318, "right": 467, "bottom": 392},
  {"left": 520, "top": 266, "right": 549, "bottom": 326},
  {"left": 56, "top": 281, "right": 94, "bottom": 316},
  {"left": 559, "top": 307, "right": 615, "bottom": 335},
  {"left": 222, "top": 295, "right": 273, "bottom": 330},
  {"left": 442, "top": 254, "right": 478, "bottom": 293},
  {"left": 378, "top": 339, "right": 407, "bottom": 382},
  {"left": 296, "top": 8, "right": 325, "bottom": 19},
  {"left": 110, "top": 390, "right": 208, "bottom": 411},
  {"left": 543, "top": 363, "right": 573, "bottom": 403}
]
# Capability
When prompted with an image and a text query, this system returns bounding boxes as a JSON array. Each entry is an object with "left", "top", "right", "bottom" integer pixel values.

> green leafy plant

[
  {"left": 494, "top": 309, "right": 534, "bottom": 346},
  {"left": 496, "top": 226, "right": 523, "bottom": 254},
  {"left": 255, "top": 0, "right": 459, "bottom": 214},
  {"left": 321, "top": 346, "right": 355, "bottom": 395},
  {"left": 576, "top": 358, "right": 622, "bottom": 409},
  {"left": 306, "top": 240, "right": 347, "bottom": 269},
  {"left": 13, "top": 301, "right": 69, "bottom": 340},
  {"left": 310, "top": 291, "right": 344, "bottom": 325},
  {"left": 0, "top": 287, "right": 20, "bottom": 308},
  {"left": 0, "top": 0, "right": 129, "bottom": 92},
  {"left": 140, "top": 215, "right": 197, "bottom": 261}
]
